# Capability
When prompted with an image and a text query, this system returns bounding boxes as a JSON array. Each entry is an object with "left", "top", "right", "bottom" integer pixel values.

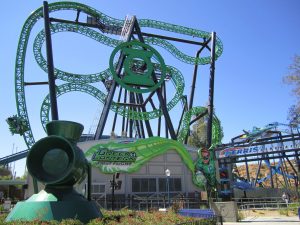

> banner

[
  {"left": 85, "top": 137, "right": 195, "bottom": 174},
  {"left": 217, "top": 144, "right": 295, "bottom": 159}
]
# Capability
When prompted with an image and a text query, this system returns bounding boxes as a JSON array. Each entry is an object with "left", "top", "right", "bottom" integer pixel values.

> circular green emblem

[{"left": 109, "top": 40, "right": 166, "bottom": 93}]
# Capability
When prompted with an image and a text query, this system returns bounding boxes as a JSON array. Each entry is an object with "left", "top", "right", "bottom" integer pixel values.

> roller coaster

[
  {"left": 3, "top": 1, "right": 223, "bottom": 191},
  {"left": 215, "top": 123, "right": 300, "bottom": 197},
  {"left": 3, "top": 2, "right": 300, "bottom": 201},
  {"left": 10, "top": 1, "right": 223, "bottom": 149}
]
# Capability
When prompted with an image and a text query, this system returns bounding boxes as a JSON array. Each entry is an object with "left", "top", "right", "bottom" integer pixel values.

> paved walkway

[{"left": 224, "top": 216, "right": 300, "bottom": 225}]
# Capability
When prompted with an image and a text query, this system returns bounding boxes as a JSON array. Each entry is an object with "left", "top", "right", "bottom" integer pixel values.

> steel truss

[{"left": 215, "top": 130, "right": 300, "bottom": 198}]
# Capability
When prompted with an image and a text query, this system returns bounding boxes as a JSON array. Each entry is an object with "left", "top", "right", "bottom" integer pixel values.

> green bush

[
  {"left": 279, "top": 208, "right": 289, "bottom": 216},
  {"left": 0, "top": 209, "right": 217, "bottom": 225},
  {"left": 287, "top": 202, "right": 300, "bottom": 215}
]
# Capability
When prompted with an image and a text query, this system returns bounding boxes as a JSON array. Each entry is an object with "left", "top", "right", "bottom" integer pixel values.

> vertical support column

[
  {"left": 158, "top": 102, "right": 162, "bottom": 137},
  {"left": 94, "top": 82, "right": 117, "bottom": 139},
  {"left": 281, "top": 158, "right": 291, "bottom": 188},
  {"left": 135, "top": 93, "right": 145, "bottom": 138},
  {"left": 129, "top": 92, "right": 134, "bottom": 138},
  {"left": 111, "top": 87, "right": 123, "bottom": 135},
  {"left": 177, "top": 96, "right": 188, "bottom": 137},
  {"left": 254, "top": 160, "right": 262, "bottom": 187},
  {"left": 163, "top": 82, "right": 169, "bottom": 139},
  {"left": 136, "top": 92, "right": 153, "bottom": 137},
  {"left": 122, "top": 89, "right": 128, "bottom": 137},
  {"left": 245, "top": 158, "right": 250, "bottom": 182},
  {"left": 155, "top": 85, "right": 177, "bottom": 140},
  {"left": 43, "top": 1, "right": 58, "bottom": 121},
  {"left": 189, "top": 48, "right": 203, "bottom": 110},
  {"left": 32, "top": 1, "right": 58, "bottom": 194},
  {"left": 268, "top": 159, "right": 274, "bottom": 188},
  {"left": 130, "top": 92, "right": 141, "bottom": 138},
  {"left": 291, "top": 129, "right": 300, "bottom": 192},
  {"left": 206, "top": 32, "right": 216, "bottom": 147}
]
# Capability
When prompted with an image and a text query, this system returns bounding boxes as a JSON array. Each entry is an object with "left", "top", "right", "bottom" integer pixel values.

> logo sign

[
  {"left": 92, "top": 148, "right": 137, "bottom": 163},
  {"left": 217, "top": 146, "right": 263, "bottom": 159},
  {"left": 217, "top": 144, "right": 298, "bottom": 159},
  {"left": 109, "top": 40, "right": 166, "bottom": 93}
]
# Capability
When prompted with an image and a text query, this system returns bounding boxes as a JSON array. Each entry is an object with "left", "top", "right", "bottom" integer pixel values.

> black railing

[{"left": 92, "top": 195, "right": 209, "bottom": 211}]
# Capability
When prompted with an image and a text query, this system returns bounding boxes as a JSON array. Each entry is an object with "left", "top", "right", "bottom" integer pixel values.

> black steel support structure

[
  {"left": 111, "top": 87, "right": 123, "bottom": 134},
  {"left": 49, "top": 13, "right": 215, "bottom": 142},
  {"left": 122, "top": 89, "right": 128, "bottom": 136},
  {"left": 176, "top": 96, "right": 188, "bottom": 137},
  {"left": 216, "top": 132, "right": 300, "bottom": 197},
  {"left": 134, "top": 20, "right": 177, "bottom": 140},
  {"left": 163, "top": 82, "right": 169, "bottom": 139},
  {"left": 154, "top": 82, "right": 177, "bottom": 140},
  {"left": 189, "top": 40, "right": 209, "bottom": 110},
  {"left": 136, "top": 91, "right": 153, "bottom": 138},
  {"left": 135, "top": 93, "right": 146, "bottom": 138},
  {"left": 130, "top": 92, "right": 141, "bottom": 138},
  {"left": 245, "top": 157, "right": 250, "bottom": 182},
  {"left": 206, "top": 32, "right": 216, "bottom": 147},
  {"left": 254, "top": 160, "right": 262, "bottom": 187},
  {"left": 94, "top": 17, "right": 136, "bottom": 140},
  {"left": 43, "top": 1, "right": 59, "bottom": 121},
  {"left": 129, "top": 92, "right": 134, "bottom": 138},
  {"left": 157, "top": 102, "right": 162, "bottom": 137}
]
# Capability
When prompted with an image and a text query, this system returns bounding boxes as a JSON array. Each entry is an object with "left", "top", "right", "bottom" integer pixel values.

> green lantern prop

[{"left": 6, "top": 120, "right": 102, "bottom": 223}]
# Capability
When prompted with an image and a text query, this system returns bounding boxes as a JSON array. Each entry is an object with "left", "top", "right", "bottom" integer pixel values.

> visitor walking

[{"left": 282, "top": 192, "right": 290, "bottom": 205}]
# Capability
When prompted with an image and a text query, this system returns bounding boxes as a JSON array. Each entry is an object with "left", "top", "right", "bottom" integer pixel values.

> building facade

[{"left": 26, "top": 138, "right": 204, "bottom": 209}]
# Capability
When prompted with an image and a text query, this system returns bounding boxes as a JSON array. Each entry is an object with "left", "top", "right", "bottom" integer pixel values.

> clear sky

[{"left": 0, "top": 0, "right": 299, "bottom": 177}]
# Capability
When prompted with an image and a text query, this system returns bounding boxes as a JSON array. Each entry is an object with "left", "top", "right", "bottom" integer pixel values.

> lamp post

[
  {"left": 165, "top": 169, "right": 171, "bottom": 208},
  {"left": 111, "top": 173, "right": 115, "bottom": 210}
]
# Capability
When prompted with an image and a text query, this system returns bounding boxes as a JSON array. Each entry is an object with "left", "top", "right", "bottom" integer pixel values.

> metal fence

[
  {"left": 233, "top": 197, "right": 299, "bottom": 210},
  {"left": 92, "top": 194, "right": 209, "bottom": 211},
  {"left": 239, "top": 202, "right": 298, "bottom": 210}
]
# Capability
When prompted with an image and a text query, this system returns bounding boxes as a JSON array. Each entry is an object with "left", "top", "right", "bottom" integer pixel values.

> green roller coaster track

[{"left": 14, "top": 1, "right": 223, "bottom": 149}]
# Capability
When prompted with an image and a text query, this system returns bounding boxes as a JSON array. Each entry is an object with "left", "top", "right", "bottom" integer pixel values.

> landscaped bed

[{"left": 0, "top": 209, "right": 216, "bottom": 225}]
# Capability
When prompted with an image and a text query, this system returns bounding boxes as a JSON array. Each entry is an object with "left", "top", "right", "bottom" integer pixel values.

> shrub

[
  {"left": 0, "top": 209, "right": 217, "bottom": 225},
  {"left": 279, "top": 208, "right": 289, "bottom": 216}
]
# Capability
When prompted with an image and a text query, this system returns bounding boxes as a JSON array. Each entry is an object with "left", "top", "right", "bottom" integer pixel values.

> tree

[
  {"left": 188, "top": 116, "right": 207, "bottom": 148},
  {"left": 287, "top": 105, "right": 300, "bottom": 127},
  {"left": 283, "top": 55, "right": 300, "bottom": 125},
  {"left": 0, "top": 166, "right": 12, "bottom": 180}
]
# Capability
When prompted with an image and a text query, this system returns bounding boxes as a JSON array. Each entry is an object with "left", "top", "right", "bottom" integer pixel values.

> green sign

[
  {"left": 92, "top": 148, "right": 137, "bottom": 163},
  {"left": 109, "top": 40, "right": 166, "bottom": 93},
  {"left": 85, "top": 137, "right": 210, "bottom": 190}
]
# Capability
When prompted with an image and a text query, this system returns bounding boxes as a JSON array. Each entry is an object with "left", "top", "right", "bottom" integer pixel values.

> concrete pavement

[{"left": 223, "top": 216, "right": 300, "bottom": 225}]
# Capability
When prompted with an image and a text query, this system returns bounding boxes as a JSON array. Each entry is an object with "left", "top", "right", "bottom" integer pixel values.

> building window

[
  {"left": 132, "top": 178, "right": 156, "bottom": 192},
  {"left": 158, "top": 178, "right": 182, "bottom": 192},
  {"left": 91, "top": 183, "right": 105, "bottom": 194}
]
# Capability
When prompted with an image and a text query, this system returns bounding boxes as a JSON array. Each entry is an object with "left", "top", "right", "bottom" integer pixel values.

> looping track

[{"left": 15, "top": 1, "right": 223, "bottom": 148}]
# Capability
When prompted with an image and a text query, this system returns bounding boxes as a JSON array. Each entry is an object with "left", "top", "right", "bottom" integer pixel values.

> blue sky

[{"left": 0, "top": 0, "right": 299, "bottom": 176}]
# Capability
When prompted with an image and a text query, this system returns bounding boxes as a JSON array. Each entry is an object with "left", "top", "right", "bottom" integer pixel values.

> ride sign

[
  {"left": 109, "top": 40, "right": 166, "bottom": 93},
  {"left": 216, "top": 144, "right": 297, "bottom": 159},
  {"left": 92, "top": 148, "right": 137, "bottom": 163}
]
